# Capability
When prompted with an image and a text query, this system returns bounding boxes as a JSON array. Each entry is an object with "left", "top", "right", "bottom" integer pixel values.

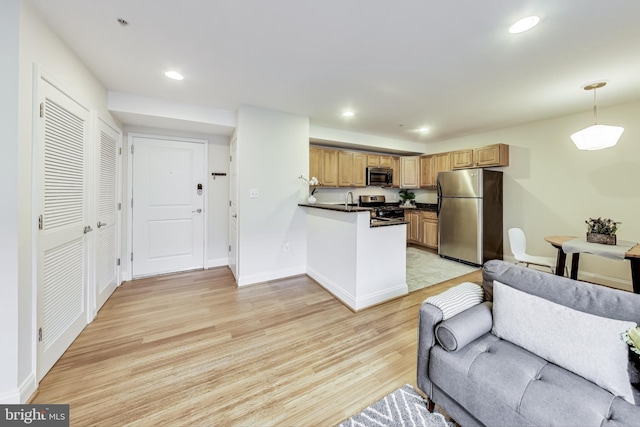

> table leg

[
  {"left": 630, "top": 258, "right": 640, "bottom": 294},
  {"left": 570, "top": 253, "right": 580, "bottom": 281},
  {"left": 555, "top": 249, "right": 566, "bottom": 277}
]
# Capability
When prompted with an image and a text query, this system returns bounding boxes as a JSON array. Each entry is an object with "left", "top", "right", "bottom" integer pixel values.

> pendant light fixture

[{"left": 570, "top": 82, "right": 624, "bottom": 150}]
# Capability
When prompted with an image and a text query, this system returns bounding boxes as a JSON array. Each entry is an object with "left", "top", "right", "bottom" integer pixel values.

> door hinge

[
  {"left": 116, "top": 258, "right": 121, "bottom": 266},
  {"left": 230, "top": 155, "right": 232, "bottom": 162},
  {"left": 39, "top": 103, "right": 44, "bottom": 118},
  {"left": 131, "top": 199, "right": 133, "bottom": 208},
  {"left": 130, "top": 252, "right": 133, "bottom": 261},
  {"left": 228, "top": 245, "right": 231, "bottom": 252},
  {"left": 118, "top": 202, "right": 121, "bottom": 211},
  {"left": 38, "top": 327, "right": 42, "bottom": 342},
  {"left": 119, "top": 147, "right": 122, "bottom": 155},
  {"left": 131, "top": 145, "right": 134, "bottom": 154},
  {"left": 38, "top": 215, "right": 43, "bottom": 230},
  {"left": 229, "top": 200, "right": 231, "bottom": 207}
]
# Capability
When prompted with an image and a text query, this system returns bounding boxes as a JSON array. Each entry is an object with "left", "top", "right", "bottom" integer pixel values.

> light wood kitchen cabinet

[
  {"left": 353, "top": 153, "right": 367, "bottom": 186},
  {"left": 451, "top": 144, "right": 509, "bottom": 169},
  {"left": 474, "top": 143, "right": 509, "bottom": 167},
  {"left": 368, "top": 154, "right": 393, "bottom": 168},
  {"left": 421, "top": 211, "right": 438, "bottom": 249},
  {"left": 405, "top": 211, "right": 420, "bottom": 242},
  {"left": 405, "top": 210, "right": 438, "bottom": 248},
  {"left": 452, "top": 149, "right": 474, "bottom": 169},
  {"left": 434, "top": 152, "right": 451, "bottom": 174},
  {"left": 420, "top": 155, "right": 435, "bottom": 188},
  {"left": 391, "top": 157, "right": 400, "bottom": 187},
  {"left": 309, "top": 146, "right": 323, "bottom": 182},
  {"left": 400, "top": 156, "right": 420, "bottom": 188},
  {"left": 338, "top": 151, "right": 366, "bottom": 187},
  {"left": 322, "top": 149, "right": 339, "bottom": 187}
]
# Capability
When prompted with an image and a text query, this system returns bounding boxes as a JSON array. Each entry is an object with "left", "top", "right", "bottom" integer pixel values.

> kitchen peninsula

[{"left": 299, "top": 203, "right": 407, "bottom": 311}]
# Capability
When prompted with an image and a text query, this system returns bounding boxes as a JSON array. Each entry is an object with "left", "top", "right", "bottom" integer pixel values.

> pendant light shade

[
  {"left": 571, "top": 82, "right": 623, "bottom": 150},
  {"left": 570, "top": 124, "right": 624, "bottom": 150}
]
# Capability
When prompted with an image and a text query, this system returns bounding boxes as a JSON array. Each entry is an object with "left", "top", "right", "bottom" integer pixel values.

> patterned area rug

[
  {"left": 337, "top": 384, "right": 452, "bottom": 427},
  {"left": 406, "top": 247, "right": 479, "bottom": 293}
]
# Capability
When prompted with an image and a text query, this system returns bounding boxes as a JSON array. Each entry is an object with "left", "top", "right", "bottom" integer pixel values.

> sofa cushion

[
  {"left": 430, "top": 336, "right": 640, "bottom": 426},
  {"left": 435, "top": 302, "right": 493, "bottom": 351},
  {"left": 492, "top": 280, "right": 637, "bottom": 404},
  {"left": 424, "top": 281, "right": 483, "bottom": 320}
]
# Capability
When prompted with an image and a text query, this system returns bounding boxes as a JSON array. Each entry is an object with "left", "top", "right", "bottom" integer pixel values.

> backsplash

[{"left": 310, "top": 187, "right": 437, "bottom": 204}]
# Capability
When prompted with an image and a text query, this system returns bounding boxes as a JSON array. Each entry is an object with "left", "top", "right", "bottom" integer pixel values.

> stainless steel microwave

[{"left": 367, "top": 167, "right": 393, "bottom": 187}]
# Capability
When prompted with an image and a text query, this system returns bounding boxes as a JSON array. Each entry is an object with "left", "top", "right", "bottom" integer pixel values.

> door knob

[
  {"left": 192, "top": 208, "right": 202, "bottom": 213},
  {"left": 83, "top": 225, "right": 93, "bottom": 234},
  {"left": 232, "top": 214, "right": 237, "bottom": 218},
  {"left": 97, "top": 221, "right": 107, "bottom": 228}
]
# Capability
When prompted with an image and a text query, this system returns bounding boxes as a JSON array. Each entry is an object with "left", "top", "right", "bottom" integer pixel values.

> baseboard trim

[
  {"left": 19, "top": 373, "right": 37, "bottom": 404},
  {"left": 0, "top": 387, "right": 20, "bottom": 404},
  {"left": 237, "top": 265, "right": 306, "bottom": 287},
  {"left": 206, "top": 257, "right": 229, "bottom": 269},
  {"left": 307, "top": 267, "right": 408, "bottom": 311}
]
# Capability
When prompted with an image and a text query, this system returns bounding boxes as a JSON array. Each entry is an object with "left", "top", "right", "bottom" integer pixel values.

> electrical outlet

[{"left": 283, "top": 242, "right": 290, "bottom": 252}]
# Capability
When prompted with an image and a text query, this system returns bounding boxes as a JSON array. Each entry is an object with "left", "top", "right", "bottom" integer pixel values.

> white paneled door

[
  {"left": 132, "top": 137, "right": 206, "bottom": 277},
  {"left": 37, "top": 77, "right": 90, "bottom": 380},
  {"left": 94, "top": 119, "right": 121, "bottom": 311}
]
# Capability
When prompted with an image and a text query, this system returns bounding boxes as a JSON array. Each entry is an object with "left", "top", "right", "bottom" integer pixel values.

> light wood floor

[{"left": 33, "top": 266, "right": 481, "bottom": 426}]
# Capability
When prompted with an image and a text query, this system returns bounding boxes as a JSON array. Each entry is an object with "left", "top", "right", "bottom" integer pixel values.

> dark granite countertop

[
  {"left": 399, "top": 203, "right": 438, "bottom": 212},
  {"left": 298, "top": 203, "right": 373, "bottom": 213}
]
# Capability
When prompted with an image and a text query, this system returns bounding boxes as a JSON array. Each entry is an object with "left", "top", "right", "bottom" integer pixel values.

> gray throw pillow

[{"left": 492, "top": 280, "right": 637, "bottom": 404}]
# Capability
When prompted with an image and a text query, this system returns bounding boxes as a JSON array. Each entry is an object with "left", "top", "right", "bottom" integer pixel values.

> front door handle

[
  {"left": 97, "top": 221, "right": 107, "bottom": 228},
  {"left": 83, "top": 225, "right": 93, "bottom": 234},
  {"left": 232, "top": 214, "right": 237, "bottom": 218},
  {"left": 192, "top": 208, "right": 202, "bottom": 214}
]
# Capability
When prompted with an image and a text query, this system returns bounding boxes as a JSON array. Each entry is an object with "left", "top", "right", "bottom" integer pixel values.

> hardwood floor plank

[{"left": 33, "top": 266, "right": 481, "bottom": 426}]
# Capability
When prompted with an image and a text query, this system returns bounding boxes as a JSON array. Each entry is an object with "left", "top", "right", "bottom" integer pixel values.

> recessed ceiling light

[
  {"left": 165, "top": 71, "right": 184, "bottom": 80},
  {"left": 342, "top": 111, "right": 354, "bottom": 117},
  {"left": 509, "top": 16, "right": 540, "bottom": 34},
  {"left": 418, "top": 127, "right": 430, "bottom": 133}
]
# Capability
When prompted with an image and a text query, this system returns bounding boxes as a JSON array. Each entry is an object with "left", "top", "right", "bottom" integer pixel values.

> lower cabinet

[{"left": 405, "top": 210, "right": 438, "bottom": 249}]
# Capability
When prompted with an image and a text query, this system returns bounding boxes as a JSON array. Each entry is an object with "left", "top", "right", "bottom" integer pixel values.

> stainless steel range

[{"left": 359, "top": 195, "right": 405, "bottom": 220}]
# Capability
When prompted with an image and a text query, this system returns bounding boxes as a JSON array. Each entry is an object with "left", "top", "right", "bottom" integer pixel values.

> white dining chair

[{"left": 508, "top": 228, "right": 567, "bottom": 275}]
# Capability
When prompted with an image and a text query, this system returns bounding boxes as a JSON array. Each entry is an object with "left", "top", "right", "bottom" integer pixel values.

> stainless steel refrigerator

[{"left": 437, "top": 168, "right": 503, "bottom": 266}]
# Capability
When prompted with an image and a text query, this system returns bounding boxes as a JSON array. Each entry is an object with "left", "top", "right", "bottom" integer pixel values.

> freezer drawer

[{"left": 438, "top": 197, "right": 482, "bottom": 265}]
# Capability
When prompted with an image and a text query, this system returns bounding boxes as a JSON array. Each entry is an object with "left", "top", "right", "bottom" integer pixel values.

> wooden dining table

[{"left": 544, "top": 235, "right": 640, "bottom": 294}]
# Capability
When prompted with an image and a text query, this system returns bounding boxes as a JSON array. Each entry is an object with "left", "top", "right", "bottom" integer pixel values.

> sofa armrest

[{"left": 417, "top": 301, "right": 444, "bottom": 398}]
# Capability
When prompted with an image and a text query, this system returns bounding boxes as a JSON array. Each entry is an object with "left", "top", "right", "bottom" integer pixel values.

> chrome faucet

[{"left": 345, "top": 191, "right": 354, "bottom": 209}]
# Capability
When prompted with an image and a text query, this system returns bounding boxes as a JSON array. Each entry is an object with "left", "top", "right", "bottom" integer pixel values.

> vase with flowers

[
  {"left": 299, "top": 175, "right": 320, "bottom": 204},
  {"left": 585, "top": 217, "right": 620, "bottom": 245}
]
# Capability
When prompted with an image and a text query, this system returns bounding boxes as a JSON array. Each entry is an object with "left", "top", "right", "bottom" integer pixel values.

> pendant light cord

[{"left": 593, "top": 88, "right": 598, "bottom": 125}]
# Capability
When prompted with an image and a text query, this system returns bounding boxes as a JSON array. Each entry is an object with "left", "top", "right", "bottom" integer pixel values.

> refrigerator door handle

[{"left": 436, "top": 179, "right": 442, "bottom": 216}]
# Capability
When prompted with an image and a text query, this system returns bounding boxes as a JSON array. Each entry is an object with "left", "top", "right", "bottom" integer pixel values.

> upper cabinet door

[{"left": 400, "top": 156, "right": 420, "bottom": 188}]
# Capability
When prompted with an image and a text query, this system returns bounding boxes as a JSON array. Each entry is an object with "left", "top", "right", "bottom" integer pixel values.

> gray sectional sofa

[{"left": 417, "top": 260, "right": 640, "bottom": 426}]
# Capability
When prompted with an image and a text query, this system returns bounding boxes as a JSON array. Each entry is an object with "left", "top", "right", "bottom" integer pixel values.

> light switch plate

[{"left": 249, "top": 188, "right": 259, "bottom": 199}]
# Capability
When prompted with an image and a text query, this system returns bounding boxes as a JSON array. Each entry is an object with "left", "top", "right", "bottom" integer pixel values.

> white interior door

[
  {"left": 132, "top": 137, "right": 205, "bottom": 277},
  {"left": 37, "top": 78, "right": 90, "bottom": 380},
  {"left": 95, "top": 118, "right": 121, "bottom": 311},
  {"left": 228, "top": 137, "right": 238, "bottom": 280}
]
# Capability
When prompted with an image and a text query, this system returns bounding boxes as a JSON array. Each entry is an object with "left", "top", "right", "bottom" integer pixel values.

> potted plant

[
  {"left": 585, "top": 217, "right": 620, "bottom": 245},
  {"left": 399, "top": 189, "right": 415, "bottom": 207}
]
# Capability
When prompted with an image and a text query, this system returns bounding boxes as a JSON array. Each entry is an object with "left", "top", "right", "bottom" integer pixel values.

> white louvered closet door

[
  {"left": 95, "top": 119, "right": 121, "bottom": 311},
  {"left": 37, "top": 78, "right": 90, "bottom": 380}
]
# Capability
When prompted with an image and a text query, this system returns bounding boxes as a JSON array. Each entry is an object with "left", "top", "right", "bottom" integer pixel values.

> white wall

[
  {"left": 425, "top": 100, "right": 640, "bottom": 290},
  {"left": 236, "top": 106, "right": 309, "bottom": 286},
  {"left": 0, "top": 0, "right": 21, "bottom": 404},
  {"left": 12, "top": 0, "right": 116, "bottom": 402}
]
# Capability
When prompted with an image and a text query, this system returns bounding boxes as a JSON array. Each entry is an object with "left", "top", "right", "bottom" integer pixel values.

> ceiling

[{"left": 28, "top": 0, "right": 640, "bottom": 144}]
